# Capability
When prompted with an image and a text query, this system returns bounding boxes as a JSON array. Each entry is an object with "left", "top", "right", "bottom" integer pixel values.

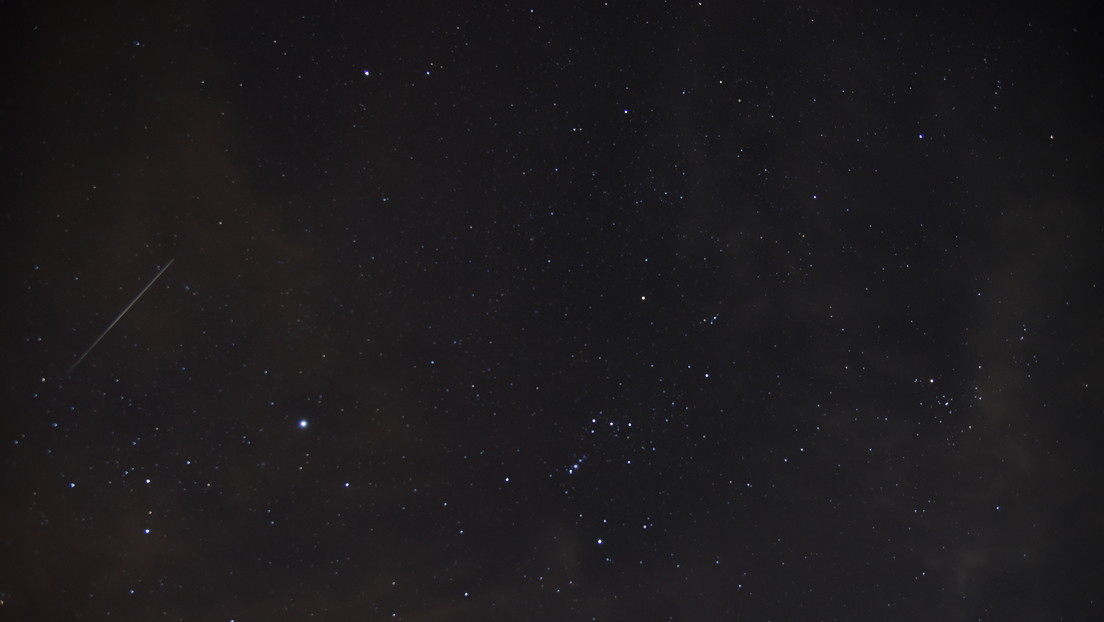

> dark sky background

[{"left": 3, "top": 1, "right": 1102, "bottom": 620}]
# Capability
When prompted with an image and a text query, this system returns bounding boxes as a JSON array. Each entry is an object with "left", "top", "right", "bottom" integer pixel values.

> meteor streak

[{"left": 67, "top": 258, "right": 175, "bottom": 375}]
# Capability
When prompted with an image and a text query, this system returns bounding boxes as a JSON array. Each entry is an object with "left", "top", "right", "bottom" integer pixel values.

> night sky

[{"left": 3, "top": 2, "right": 1103, "bottom": 620}]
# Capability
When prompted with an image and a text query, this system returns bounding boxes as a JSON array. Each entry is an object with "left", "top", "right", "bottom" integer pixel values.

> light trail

[{"left": 67, "top": 258, "right": 175, "bottom": 376}]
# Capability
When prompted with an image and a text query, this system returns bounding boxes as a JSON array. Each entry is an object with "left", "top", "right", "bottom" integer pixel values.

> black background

[{"left": 3, "top": 1, "right": 1102, "bottom": 620}]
